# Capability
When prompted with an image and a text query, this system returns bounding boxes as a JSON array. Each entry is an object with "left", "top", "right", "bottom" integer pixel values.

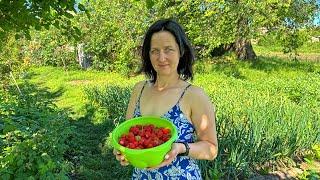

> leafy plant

[
  {"left": 0, "top": 0, "right": 87, "bottom": 45},
  {"left": 84, "top": 85, "right": 131, "bottom": 124},
  {"left": 0, "top": 82, "right": 73, "bottom": 179}
]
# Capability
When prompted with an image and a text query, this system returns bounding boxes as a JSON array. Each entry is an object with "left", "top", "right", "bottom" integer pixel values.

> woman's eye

[
  {"left": 151, "top": 50, "right": 159, "bottom": 54},
  {"left": 165, "top": 48, "right": 174, "bottom": 52}
]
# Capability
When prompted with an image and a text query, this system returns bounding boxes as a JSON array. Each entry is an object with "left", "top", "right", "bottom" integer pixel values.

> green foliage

[
  {"left": 84, "top": 85, "right": 131, "bottom": 124},
  {"left": 0, "top": 0, "right": 89, "bottom": 93},
  {"left": 0, "top": 0, "right": 86, "bottom": 46},
  {"left": 72, "top": 57, "right": 320, "bottom": 179},
  {"left": 0, "top": 82, "right": 73, "bottom": 179},
  {"left": 0, "top": 34, "right": 30, "bottom": 89},
  {"left": 149, "top": 0, "right": 318, "bottom": 57},
  {"left": 257, "top": 31, "right": 282, "bottom": 47},
  {"left": 76, "top": 0, "right": 150, "bottom": 73},
  {"left": 193, "top": 58, "right": 320, "bottom": 178},
  {"left": 25, "top": 28, "right": 78, "bottom": 69},
  {"left": 8, "top": 0, "right": 318, "bottom": 72},
  {"left": 311, "top": 144, "right": 320, "bottom": 160},
  {"left": 298, "top": 170, "right": 320, "bottom": 180},
  {"left": 256, "top": 27, "right": 320, "bottom": 54},
  {"left": 278, "top": 28, "right": 309, "bottom": 56}
]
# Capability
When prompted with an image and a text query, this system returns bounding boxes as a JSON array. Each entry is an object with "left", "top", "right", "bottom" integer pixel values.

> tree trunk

[
  {"left": 235, "top": 38, "right": 256, "bottom": 60},
  {"left": 77, "top": 43, "right": 91, "bottom": 69}
]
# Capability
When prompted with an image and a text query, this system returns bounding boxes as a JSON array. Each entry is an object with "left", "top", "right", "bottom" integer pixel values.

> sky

[
  {"left": 315, "top": 0, "right": 320, "bottom": 25},
  {"left": 315, "top": 16, "right": 320, "bottom": 26}
]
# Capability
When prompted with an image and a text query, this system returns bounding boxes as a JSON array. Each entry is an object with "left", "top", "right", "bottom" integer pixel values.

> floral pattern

[{"left": 132, "top": 90, "right": 202, "bottom": 180}]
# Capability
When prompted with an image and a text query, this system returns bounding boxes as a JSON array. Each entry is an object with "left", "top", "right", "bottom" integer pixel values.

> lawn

[
  {"left": 24, "top": 53, "right": 320, "bottom": 179},
  {"left": 253, "top": 42, "right": 320, "bottom": 62}
]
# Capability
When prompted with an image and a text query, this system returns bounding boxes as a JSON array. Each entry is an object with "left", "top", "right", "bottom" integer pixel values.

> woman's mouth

[{"left": 158, "top": 64, "right": 169, "bottom": 68}]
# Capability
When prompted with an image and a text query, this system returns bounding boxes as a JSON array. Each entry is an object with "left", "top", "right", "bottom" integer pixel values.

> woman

[{"left": 114, "top": 19, "right": 218, "bottom": 179}]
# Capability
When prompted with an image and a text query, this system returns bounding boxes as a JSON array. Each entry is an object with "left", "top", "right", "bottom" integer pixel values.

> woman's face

[{"left": 149, "top": 31, "right": 180, "bottom": 77}]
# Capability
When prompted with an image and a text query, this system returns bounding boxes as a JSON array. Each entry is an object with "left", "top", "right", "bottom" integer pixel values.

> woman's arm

[{"left": 186, "top": 86, "right": 218, "bottom": 160}]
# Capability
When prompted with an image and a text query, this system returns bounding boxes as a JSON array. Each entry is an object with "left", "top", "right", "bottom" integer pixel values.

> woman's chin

[{"left": 156, "top": 70, "right": 172, "bottom": 76}]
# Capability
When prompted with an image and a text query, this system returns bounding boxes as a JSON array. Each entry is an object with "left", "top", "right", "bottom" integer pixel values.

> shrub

[
  {"left": 84, "top": 85, "right": 131, "bottom": 124},
  {"left": 0, "top": 82, "right": 73, "bottom": 179}
]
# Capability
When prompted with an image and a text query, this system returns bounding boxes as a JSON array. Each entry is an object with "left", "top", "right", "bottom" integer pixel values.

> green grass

[
  {"left": 253, "top": 42, "right": 320, "bottom": 56},
  {"left": 253, "top": 44, "right": 320, "bottom": 63},
  {"left": 29, "top": 67, "right": 143, "bottom": 118},
  {"left": 26, "top": 56, "right": 320, "bottom": 179}
]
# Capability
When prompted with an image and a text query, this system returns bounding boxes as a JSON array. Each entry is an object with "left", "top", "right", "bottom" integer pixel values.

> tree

[
  {"left": 147, "top": 0, "right": 319, "bottom": 60},
  {"left": 0, "top": 0, "right": 87, "bottom": 46},
  {"left": 75, "top": 0, "right": 150, "bottom": 73},
  {"left": 0, "top": 0, "right": 87, "bottom": 90}
]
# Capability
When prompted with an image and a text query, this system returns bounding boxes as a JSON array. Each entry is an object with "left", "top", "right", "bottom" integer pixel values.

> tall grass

[
  {"left": 80, "top": 57, "right": 320, "bottom": 178},
  {"left": 28, "top": 56, "right": 320, "bottom": 179}
]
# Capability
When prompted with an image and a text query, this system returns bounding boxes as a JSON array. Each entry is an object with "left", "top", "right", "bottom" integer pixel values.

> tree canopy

[
  {"left": 148, "top": 0, "right": 319, "bottom": 59},
  {"left": 0, "top": 0, "right": 87, "bottom": 42},
  {"left": 0, "top": 0, "right": 319, "bottom": 74}
]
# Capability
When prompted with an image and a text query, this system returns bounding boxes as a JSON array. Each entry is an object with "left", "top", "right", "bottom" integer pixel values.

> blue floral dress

[{"left": 131, "top": 81, "right": 202, "bottom": 180}]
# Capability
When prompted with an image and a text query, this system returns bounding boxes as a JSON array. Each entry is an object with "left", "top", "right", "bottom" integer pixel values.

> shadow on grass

[
  {"left": 65, "top": 85, "right": 133, "bottom": 180},
  {"left": 249, "top": 56, "right": 320, "bottom": 74},
  {"left": 18, "top": 71, "right": 65, "bottom": 101},
  {"left": 200, "top": 55, "right": 319, "bottom": 79},
  {"left": 16, "top": 70, "right": 134, "bottom": 179},
  {"left": 5, "top": 80, "right": 65, "bottom": 107},
  {"left": 5, "top": 78, "right": 133, "bottom": 179},
  {"left": 211, "top": 62, "right": 247, "bottom": 80}
]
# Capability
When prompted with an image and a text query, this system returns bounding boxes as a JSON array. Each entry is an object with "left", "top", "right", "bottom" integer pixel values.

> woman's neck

[{"left": 153, "top": 74, "right": 180, "bottom": 91}]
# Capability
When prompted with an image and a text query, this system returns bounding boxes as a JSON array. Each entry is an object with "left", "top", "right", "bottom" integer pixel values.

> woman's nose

[{"left": 158, "top": 50, "right": 166, "bottom": 62}]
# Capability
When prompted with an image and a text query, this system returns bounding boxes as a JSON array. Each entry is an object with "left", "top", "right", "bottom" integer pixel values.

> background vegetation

[{"left": 1, "top": 0, "right": 319, "bottom": 179}]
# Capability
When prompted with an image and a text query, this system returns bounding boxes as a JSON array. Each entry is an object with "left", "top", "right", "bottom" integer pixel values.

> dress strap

[
  {"left": 177, "top": 84, "right": 192, "bottom": 104},
  {"left": 136, "top": 81, "right": 148, "bottom": 105}
]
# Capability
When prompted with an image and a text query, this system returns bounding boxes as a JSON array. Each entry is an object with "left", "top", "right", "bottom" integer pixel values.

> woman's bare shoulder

[
  {"left": 131, "top": 80, "right": 147, "bottom": 95},
  {"left": 186, "top": 85, "right": 213, "bottom": 106},
  {"left": 187, "top": 85, "right": 207, "bottom": 97}
]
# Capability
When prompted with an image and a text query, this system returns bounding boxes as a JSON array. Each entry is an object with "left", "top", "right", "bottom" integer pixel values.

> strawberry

[{"left": 118, "top": 124, "right": 172, "bottom": 149}]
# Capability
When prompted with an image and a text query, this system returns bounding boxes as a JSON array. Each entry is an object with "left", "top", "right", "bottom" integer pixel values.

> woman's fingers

[
  {"left": 115, "top": 154, "right": 121, "bottom": 161},
  {"left": 147, "top": 143, "right": 181, "bottom": 170},
  {"left": 120, "top": 159, "right": 129, "bottom": 166},
  {"left": 113, "top": 149, "right": 120, "bottom": 155},
  {"left": 113, "top": 149, "right": 129, "bottom": 166},
  {"left": 119, "top": 155, "right": 129, "bottom": 166}
]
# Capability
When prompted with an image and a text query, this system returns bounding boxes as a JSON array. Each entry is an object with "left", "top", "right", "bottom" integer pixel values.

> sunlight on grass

[
  {"left": 253, "top": 44, "right": 320, "bottom": 63},
  {"left": 29, "top": 66, "right": 143, "bottom": 117},
  {"left": 27, "top": 56, "right": 320, "bottom": 178}
]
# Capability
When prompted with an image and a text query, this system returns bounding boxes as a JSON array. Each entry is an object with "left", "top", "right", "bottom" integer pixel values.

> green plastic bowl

[{"left": 111, "top": 116, "right": 178, "bottom": 168}]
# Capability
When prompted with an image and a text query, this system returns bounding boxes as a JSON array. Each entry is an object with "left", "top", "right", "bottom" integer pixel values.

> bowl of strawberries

[{"left": 111, "top": 116, "right": 178, "bottom": 168}]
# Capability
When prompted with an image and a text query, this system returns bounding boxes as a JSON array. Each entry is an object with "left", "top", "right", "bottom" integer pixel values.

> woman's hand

[
  {"left": 147, "top": 143, "right": 184, "bottom": 170},
  {"left": 113, "top": 149, "right": 129, "bottom": 166}
]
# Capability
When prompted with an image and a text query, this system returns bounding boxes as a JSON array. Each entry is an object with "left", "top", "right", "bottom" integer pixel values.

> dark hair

[{"left": 140, "top": 19, "right": 195, "bottom": 83}]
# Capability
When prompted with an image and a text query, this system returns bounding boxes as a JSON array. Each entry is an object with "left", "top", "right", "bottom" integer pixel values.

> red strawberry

[{"left": 118, "top": 124, "right": 172, "bottom": 149}]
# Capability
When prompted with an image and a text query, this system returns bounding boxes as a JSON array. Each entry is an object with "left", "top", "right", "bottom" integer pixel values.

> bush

[
  {"left": 76, "top": 0, "right": 149, "bottom": 74},
  {"left": 0, "top": 82, "right": 73, "bottom": 179},
  {"left": 84, "top": 85, "right": 131, "bottom": 124},
  {"left": 27, "top": 29, "right": 78, "bottom": 69}
]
